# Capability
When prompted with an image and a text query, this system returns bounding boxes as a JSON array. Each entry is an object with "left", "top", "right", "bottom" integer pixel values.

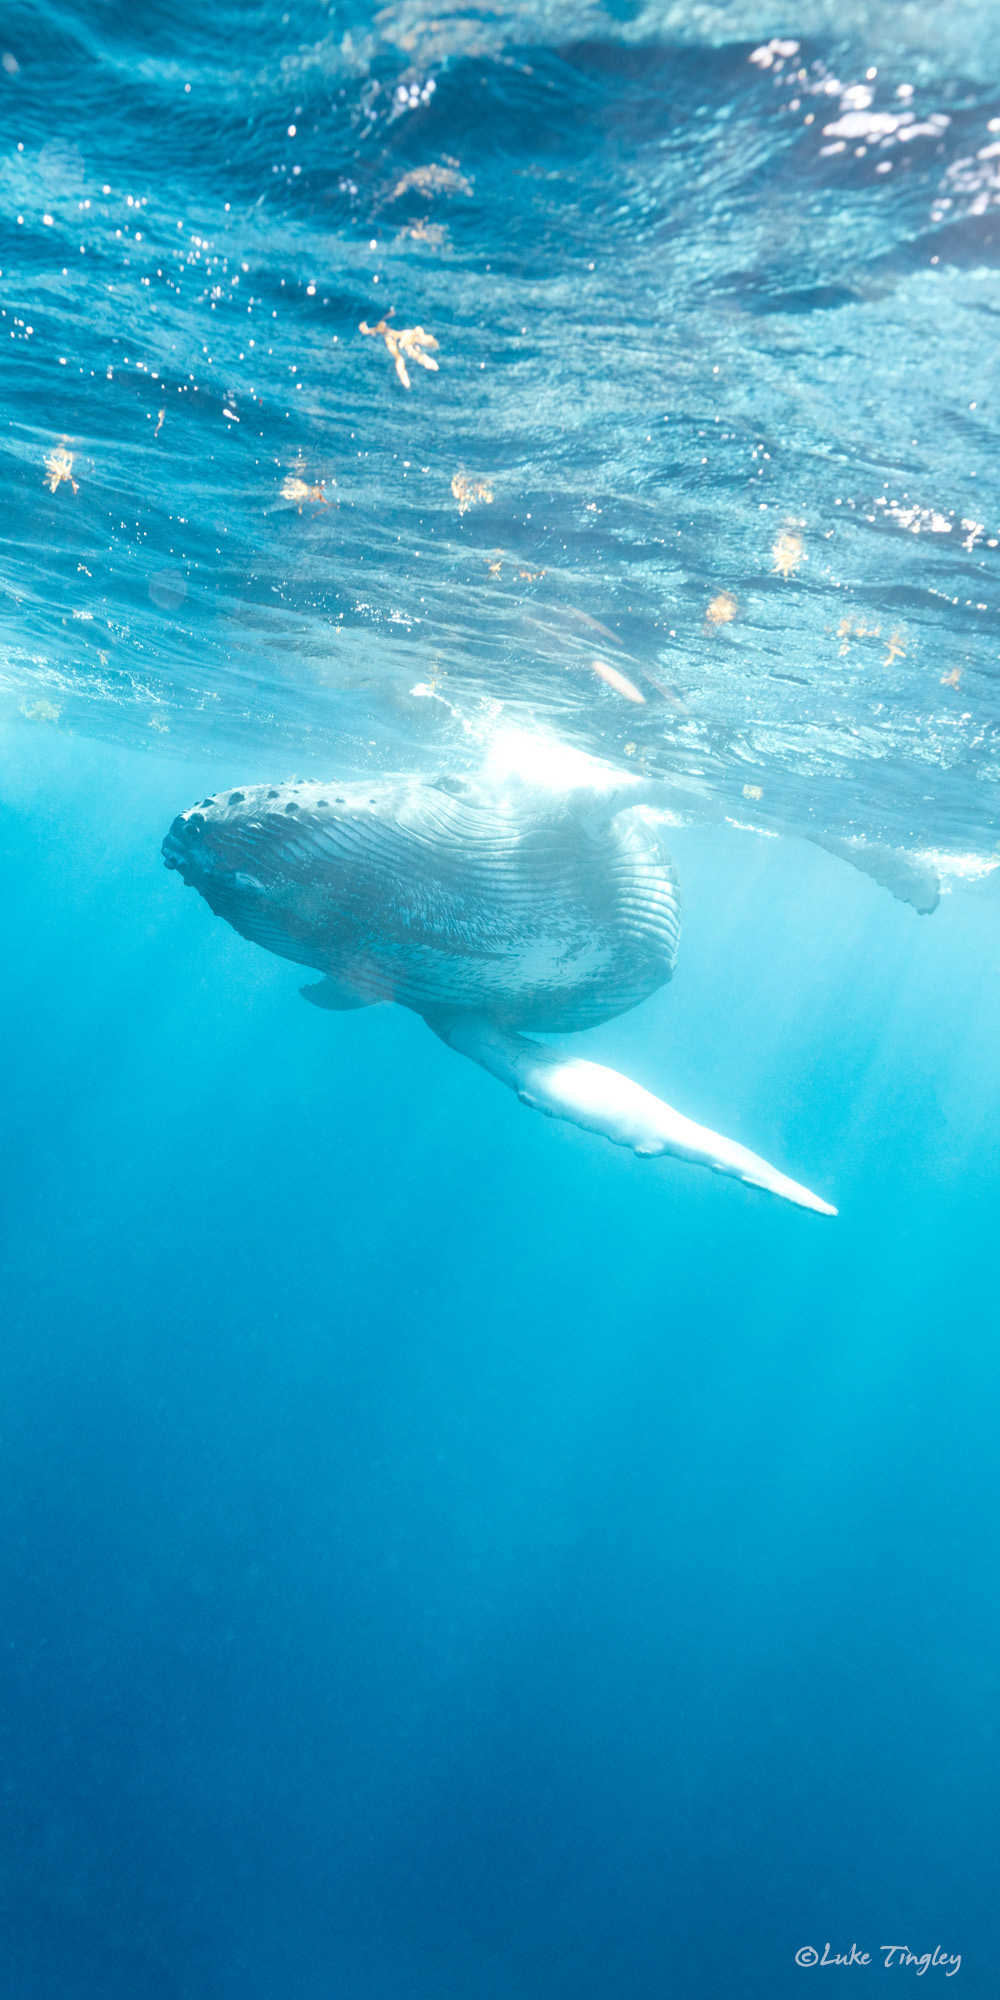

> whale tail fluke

[{"left": 427, "top": 1013, "right": 836, "bottom": 1217}]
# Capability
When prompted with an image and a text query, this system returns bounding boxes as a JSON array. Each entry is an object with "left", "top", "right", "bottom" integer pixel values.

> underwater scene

[{"left": 1, "top": 0, "right": 999, "bottom": 1992}]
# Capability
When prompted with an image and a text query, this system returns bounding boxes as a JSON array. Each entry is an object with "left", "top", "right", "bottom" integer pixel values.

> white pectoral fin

[{"left": 428, "top": 1014, "right": 836, "bottom": 1217}]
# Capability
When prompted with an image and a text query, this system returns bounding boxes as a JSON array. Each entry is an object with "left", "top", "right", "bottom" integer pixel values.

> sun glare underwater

[{"left": 1, "top": 0, "right": 1000, "bottom": 1995}]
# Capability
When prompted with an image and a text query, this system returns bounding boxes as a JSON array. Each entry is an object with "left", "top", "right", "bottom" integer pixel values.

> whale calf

[{"left": 162, "top": 769, "right": 835, "bottom": 1216}]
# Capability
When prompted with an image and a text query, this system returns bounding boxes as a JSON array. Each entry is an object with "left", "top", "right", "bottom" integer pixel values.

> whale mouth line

[{"left": 162, "top": 838, "right": 264, "bottom": 905}]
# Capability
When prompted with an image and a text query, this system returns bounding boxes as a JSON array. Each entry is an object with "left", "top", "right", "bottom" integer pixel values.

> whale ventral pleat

[{"left": 161, "top": 770, "right": 683, "bottom": 1032}]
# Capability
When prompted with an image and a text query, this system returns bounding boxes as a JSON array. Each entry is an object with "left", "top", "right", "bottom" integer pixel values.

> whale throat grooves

[{"left": 162, "top": 775, "right": 683, "bottom": 1031}]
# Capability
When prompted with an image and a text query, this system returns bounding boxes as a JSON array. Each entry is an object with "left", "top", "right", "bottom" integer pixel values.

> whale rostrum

[{"left": 162, "top": 769, "right": 835, "bottom": 1217}]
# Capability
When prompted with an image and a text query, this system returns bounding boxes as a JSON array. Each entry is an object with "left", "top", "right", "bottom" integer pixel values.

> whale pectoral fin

[
  {"left": 812, "top": 834, "right": 940, "bottom": 914},
  {"left": 426, "top": 1013, "right": 836, "bottom": 1217},
  {"left": 299, "top": 977, "right": 370, "bottom": 1011}
]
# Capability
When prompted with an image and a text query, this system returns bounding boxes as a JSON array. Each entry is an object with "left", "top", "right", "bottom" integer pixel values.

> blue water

[{"left": 2, "top": 0, "right": 1000, "bottom": 1993}]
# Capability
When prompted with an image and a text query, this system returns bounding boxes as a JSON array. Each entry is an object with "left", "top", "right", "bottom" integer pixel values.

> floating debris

[
  {"left": 771, "top": 532, "right": 803, "bottom": 578},
  {"left": 154, "top": 409, "right": 165, "bottom": 437},
  {"left": 390, "top": 162, "right": 473, "bottom": 201},
  {"left": 21, "top": 698, "right": 61, "bottom": 723},
  {"left": 883, "top": 629, "right": 906, "bottom": 667},
  {"left": 706, "top": 591, "right": 738, "bottom": 624},
  {"left": 590, "top": 658, "right": 645, "bottom": 704},
  {"left": 565, "top": 606, "right": 622, "bottom": 647},
  {"left": 405, "top": 219, "right": 449, "bottom": 249},
  {"left": 743, "top": 783, "right": 763, "bottom": 801},
  {"left": 835, "top": 615, "right": 885, "bottom": 658},
  {"left": 360, "top": 318, "right": 440, "bottom": 389},
  {"left": 452, "top": 472, "right": 493, "bottom": 515},
  {"left": 941, "top": 666, "right": 962, "bottom": 688},
  {"left": 281, "top": 471, "right": 330, "bottom": 510},
  {"left": 43, "top": 446, "right": 78, "bottom": 494}
]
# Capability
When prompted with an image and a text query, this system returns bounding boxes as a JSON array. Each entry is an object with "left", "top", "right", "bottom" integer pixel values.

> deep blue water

[
  {"left": 2, "top": 0, "right": 1000, "bottom": 1994},
  {"left": 2, "top": 727, "right": 999, "bottom": 1995}
]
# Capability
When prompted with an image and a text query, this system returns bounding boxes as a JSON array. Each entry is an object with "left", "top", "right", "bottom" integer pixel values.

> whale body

[
  {"left": 162, "top": 771, "right": 682, "bottom": 1028},
  {"left": 163, "top": 770, "right": 835, "bottom": 1216}
]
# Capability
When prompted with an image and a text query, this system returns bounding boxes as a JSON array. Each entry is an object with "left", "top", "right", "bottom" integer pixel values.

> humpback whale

[{"left": 162, "top": 766, "right": 835, "bottom": 1216}]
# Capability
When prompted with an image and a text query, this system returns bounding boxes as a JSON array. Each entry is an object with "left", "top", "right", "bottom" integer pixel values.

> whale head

[{"left": 162, "top": 780, "right": 360, "bottom": 973}]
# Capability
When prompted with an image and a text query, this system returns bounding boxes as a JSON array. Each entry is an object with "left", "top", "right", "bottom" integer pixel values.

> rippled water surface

[{"left": 2, "top": 0, "right": 999, "bottom": 858}]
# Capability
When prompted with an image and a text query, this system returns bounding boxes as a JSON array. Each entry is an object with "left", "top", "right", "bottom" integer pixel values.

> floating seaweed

[
  {"left": 706, "top": 592, "right": 738, "bottom": 625},
  {"left": 452, "top": 473, "right": 493, "bottom": 515},
  {"left": 389, "top": 162, "right": 472, "bottom": 201},
  {"left": 360, "top": 318, "right": 440, "bottom": 389},
  {"left": 771, "top": 532, "right": 803, "bottom": 578},
  {"left": 836, "top": 616, "right": 885, "bottom": 659},
  {"left": 281, "top": 471, "right": 330, "bottom": 511},
  {"left": 404, "top": 220, "right": 449, "bottom": 250},
  {"left": 43, "top": 447, "right": 78, "bottom": 495}
]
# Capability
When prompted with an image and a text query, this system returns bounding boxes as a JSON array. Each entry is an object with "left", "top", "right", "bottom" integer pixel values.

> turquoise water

[{"left": 2, "top": 1, "right": 1000, "bottom": 1993}]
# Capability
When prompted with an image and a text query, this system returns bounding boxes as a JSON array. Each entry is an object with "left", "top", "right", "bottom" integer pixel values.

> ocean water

[{"left": 2, "top": 1, "right": 1000, "bottom": 1994}]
